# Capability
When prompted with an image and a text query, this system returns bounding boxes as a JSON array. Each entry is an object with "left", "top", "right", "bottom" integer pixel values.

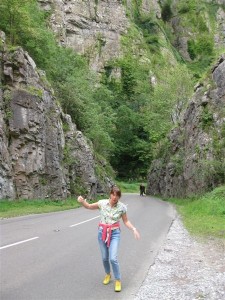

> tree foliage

[
  {"left": 0, "top": 0, "right": 31, "bottom": 45},
  {"left": 144, "top": 64, "right": 193, "bottom": 151}
]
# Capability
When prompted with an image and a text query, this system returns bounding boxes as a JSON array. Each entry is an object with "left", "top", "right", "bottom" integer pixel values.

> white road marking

[
  {"left": 1, "top": 213, "right": 108, "bottom": 249},
  {"left": 69, "top": 216, "right": 100, "bottom": 227},
  {"left": 0, "top": 237, "right": 39, "bottom": 250}
]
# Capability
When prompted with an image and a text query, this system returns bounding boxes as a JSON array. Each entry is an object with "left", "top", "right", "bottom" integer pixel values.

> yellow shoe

[
  {"left": 103, "top": 274, "right": 111, "bottom": 285},
  {"left": 115, "top": 280, "right": 122, "bottom": 292}
]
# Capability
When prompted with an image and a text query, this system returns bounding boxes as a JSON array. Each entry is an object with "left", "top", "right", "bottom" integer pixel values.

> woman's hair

[{"left": 110, "top": 186, "right": 121, "bottom": 198}]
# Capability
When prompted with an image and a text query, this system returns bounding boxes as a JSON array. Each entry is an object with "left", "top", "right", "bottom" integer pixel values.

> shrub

[
  {"left": 201, "top": 106, "right": 214, "bottom": 130},
  {"left": 161, "top": 2, "right": 173, "bottom": 22}
]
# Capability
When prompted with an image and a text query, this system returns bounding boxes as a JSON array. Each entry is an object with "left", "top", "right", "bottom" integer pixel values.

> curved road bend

[{"left": 0, "top": 194, "right": 176, "bottom": 300}]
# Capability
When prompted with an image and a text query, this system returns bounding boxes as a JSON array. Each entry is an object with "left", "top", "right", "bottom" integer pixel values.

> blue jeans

[{"left": 98, "top": 227, "right": 121, "bottom": 280}]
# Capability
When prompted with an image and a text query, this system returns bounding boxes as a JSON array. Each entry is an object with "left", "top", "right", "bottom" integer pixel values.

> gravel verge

[{"left": 135, "top": 216, "right": 225, "bottom": 300}]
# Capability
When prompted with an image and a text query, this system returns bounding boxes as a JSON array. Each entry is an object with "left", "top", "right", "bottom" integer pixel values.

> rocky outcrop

[
  {"left": 147, "top": 55, "right": 225, "bottom": 197},
  {"left": 0, "top": 34, "right": 113, "bottom": 200},
  {"left": 38, "top": 0, "right": 225, "bottom": 75},
  {"left": 38, "top": 0, "right": 163, "bottom": 73},
  {"left": 38, "top": 0, "right": 129, "bottom": 73},
  {"left": 215, "top": 6, "right": 225, "bottom": 48}
]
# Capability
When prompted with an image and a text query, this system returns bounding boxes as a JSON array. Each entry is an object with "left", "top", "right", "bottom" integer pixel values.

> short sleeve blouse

[{"left": 98, "top": 199, "right": 127, "bottom": 224}]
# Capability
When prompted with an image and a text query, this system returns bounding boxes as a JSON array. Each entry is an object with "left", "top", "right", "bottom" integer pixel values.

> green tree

[
  {"left": 0, "top": 0, "right": 56, "bottom": 68},
  {"left": 144, "top": 64, "right": 193, "bottom": 154},
  {"left": 0, "top": 0, "right": 30, "bottom": 44},
  {"left": 111, "top": 105, "right": 151, "bottom": 178}
]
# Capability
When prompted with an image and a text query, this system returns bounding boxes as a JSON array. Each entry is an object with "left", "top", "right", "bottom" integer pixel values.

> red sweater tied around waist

[{"left": 99, "top": 222, "right": 120, "bottom": 247}]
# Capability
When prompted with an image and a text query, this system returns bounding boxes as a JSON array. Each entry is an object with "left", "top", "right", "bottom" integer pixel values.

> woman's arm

[
  {"left": 77, "top": 196, "right": 99, "bottom": 210},
  {"left": 122, "top": 213, "right": 140, "bottom": 239}
]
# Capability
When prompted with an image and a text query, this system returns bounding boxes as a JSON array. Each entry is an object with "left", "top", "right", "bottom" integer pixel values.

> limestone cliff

[
  {"left": 0, "top": 33, "right": 113, "bottom": 200},
  {"left": 38, "top": 0, "right": 225, "bottom": 74},
  {"left": 147, "top": 55, "right": 225, "bottom": 197},
  {"left": 38, "top": 0, "right": 161, "bottom": 72},
  {"left": 39, "top": 0, "right": 129, "bottom": 72}
]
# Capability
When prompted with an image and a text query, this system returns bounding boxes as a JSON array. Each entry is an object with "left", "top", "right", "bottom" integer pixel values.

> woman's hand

[
  {"left": 133, "top": 228, "right": 140, "bottom": 240},
  {"left": 122, "top": 214, "right": 140, "bottom": 239},
  {"left": 77, "top": 195, "right": 85, "bottom": 203},
  {"left": 77, "top": 196, "right": 99, "bottom": 210}
]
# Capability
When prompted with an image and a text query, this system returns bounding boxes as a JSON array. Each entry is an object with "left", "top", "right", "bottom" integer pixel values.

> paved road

[{"left": 0, "top": 194, "right": 176, "bottom": 300}]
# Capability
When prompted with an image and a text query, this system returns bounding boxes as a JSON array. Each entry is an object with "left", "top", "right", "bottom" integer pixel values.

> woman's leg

[
  {"left": 98, "top": 229, "right": 110, "bottom": 274},
  {"left": 109, "top": 229, "right": 121, "bottom": 280}
]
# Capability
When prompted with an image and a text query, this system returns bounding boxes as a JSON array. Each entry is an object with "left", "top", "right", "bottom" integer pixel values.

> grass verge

[
  {"left": 1, "top": 182, "right": 224, "bottom": 241},
  {"left": 115, "top": 180, "right": 145, "bottom": 193},
  {"left": 0, "top": 198, "right": 80, "bottom": 218},
  {"left": 164, "top": 185, "right": 225, "bottom": 239},
  {"left": 0, "top": 180, "right": 143, "bottom": 218}
]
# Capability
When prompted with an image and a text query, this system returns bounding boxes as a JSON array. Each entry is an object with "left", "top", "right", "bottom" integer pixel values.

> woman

[{"left": 77, "top": 186, "right": 140, "bottom": 292}]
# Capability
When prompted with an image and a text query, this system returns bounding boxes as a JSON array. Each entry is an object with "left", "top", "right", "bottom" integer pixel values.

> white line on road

[
  {"left": 69, "top": 216, "right": 100, "bottom": 228},
  {"left": 1, "top": 215, "right": 102, "bottom": 250},
  {"left": 0, "top": 236, "right": 39, "bottom": 250}
]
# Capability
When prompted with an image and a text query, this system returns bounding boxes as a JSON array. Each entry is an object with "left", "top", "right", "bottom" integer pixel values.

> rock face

[
  {"left": 38, "top": 0, "right": 162, "bottom": 73},
  {"left": 0, "top": 36, "right": 113, "bottom": 200},
  {"left": 215, "top": 6, "right": 225, "bottom": 48},
  {"left": 147, "top": 55, "right": 225, "bottom": 197},
  {"left": 39, "top": 0, "right": 129, "bottom": 72}
]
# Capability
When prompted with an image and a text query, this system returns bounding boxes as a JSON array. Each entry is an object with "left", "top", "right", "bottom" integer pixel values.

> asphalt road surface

[{"left": 0, "top": 194, "right": 176, "bottom": 300}]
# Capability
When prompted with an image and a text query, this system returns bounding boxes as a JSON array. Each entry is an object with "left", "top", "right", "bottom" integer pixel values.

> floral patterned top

[{"left": 98, "top": 199, "right": 127, "bottom": 224}]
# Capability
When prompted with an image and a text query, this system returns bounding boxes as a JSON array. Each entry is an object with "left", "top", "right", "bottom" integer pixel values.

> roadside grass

[
  {"left": 115, "top": 180, "right": 143, "bottom": 193},
  {"left": 0, "top": 180, "right": 143, "bottom": 218},
  {"left": 1, "top": 182, "right": 224, "bottom": 240},
  {"left": 164, "top": 185, "right": 225, "bottom": 239},
  {"left": 0, "top": 198, "right": 80, "bottom": 218}
]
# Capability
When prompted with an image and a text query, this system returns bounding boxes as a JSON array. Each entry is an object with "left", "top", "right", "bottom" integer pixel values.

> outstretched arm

[
  {"left": 122, "top": 213, "right": 140, "bottom": 239},
  {"left": 77, "top": 196, "right": 99, "bottom": 210}
]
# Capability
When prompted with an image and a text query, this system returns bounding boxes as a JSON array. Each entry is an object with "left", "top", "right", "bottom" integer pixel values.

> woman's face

[{"left": 110, "top": 192, "right": 120, "bottom": 206}]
